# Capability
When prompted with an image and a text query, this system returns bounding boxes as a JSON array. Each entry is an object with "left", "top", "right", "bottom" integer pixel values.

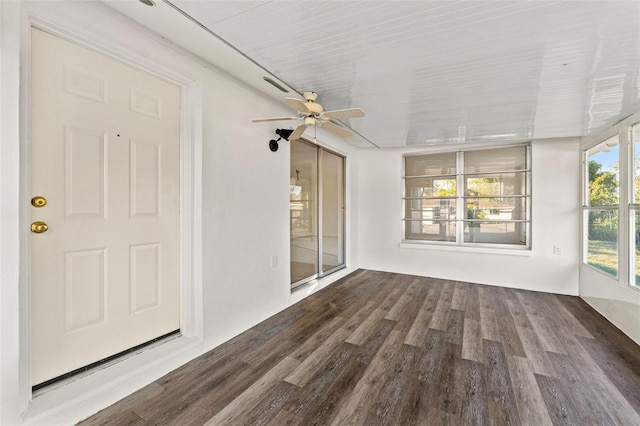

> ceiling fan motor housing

[{"left": 302, "top": 91, "right": 318, "bottom": 101}]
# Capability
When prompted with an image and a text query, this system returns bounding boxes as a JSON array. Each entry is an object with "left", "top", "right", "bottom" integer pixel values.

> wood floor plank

[
  {"left": 446, "top": 308, "right": 465, "bottom": 346},
  {"left": 479, "top": 307, "right": 500, "bottom": 341},
  {"left": 428, "top": 300, "right": 451, "bottom": 331},
  {"left": 285, "top": 327, "right": 352, "bottom": 387},
  {"left": 505, "top": 298, "right": 533, "bottom": 328},
  {"left": 534, "top": 292, "right": 572, "bottom": 327},
  {"left": 297, "top": 347, "right": 369, "bottom": 425},
  {"left": 340, "top": 300, "right": 376, "bottom": 333},
  {"left": 489, "top": 291, "right": 527, "bottom": 357},
  {"left": 450, "top": 282, "right": 467, "bottom": 311},
  {"left": 461, "top": 318, "right": 483, "bottom": 363},
  {"left": 506, "top": 355, "right": 553, "bottom": 425},
  {"left": 577, "top": 335, "right": 640, "bottom": 414},
  {"left": 377, "top": 286, "right": 403, "bottom": 312},
  {"left": 389, "top": 281, "right": 431, "bottom": 333},
  {"left": 82, "top": 382, "right": 164, "bottom": 425},
  {"left": 396, "top": 376, "right": 430, "bottom": 425},
  {"left": 464, "top": 283, "right": 481, "bottom": 321},
  {"left": 250, "top": 304, "right": 310, "bottom": 342},
  {"left": 516, "top": 325, "right": 556, "bottom": 377},
  {"left": 416, "top": 328, "right": 446, "bottom": 384},
  {"left": 404, "top": 288, "right": 436, "bottom": 347},
  {"left": 287, "top": 315, "right": 345, "bottom": 362},
  {"left": 354, "top": 318, "right": 396, "bottom": 365},
  {"left": 330, "top": 329, "right": 406, "bottom": 425},
  {"left": 192, "top": 339, "right": 297, "bottom": 415},
  {"left": 516, "top": 291, "right": 565, "bottom": 329},
  {"left": 452, "top": 357, "right": 489, "bottom": 424},
  {"left": 241, "top": 333, "right": 297, "bottom": 366},
  {"left": 345, "top": 308, "right": 387, "bottom": 346},
  {"left": 81, "top": 410, "right": 145, "bottom": 426},
  {"left": 426, "top": 406, "right": 457, "bottom": 425},
  {"left": 363, "top": 343, "right": 421, "bottom": 425},
  {"left": 553, "top": 325, "right": 640, "bottom": 424},
  {"left": 384, "top": 293, "right": 414, "bottom": 322},
  {"left": 284, "top": 342, "right": 357, "bottom": 418},
  {"left": 204, "top": 356, "right": 300, "bottom": 425},
  {"left": 266, "top": 409, "right": 303, "bottom": 426},
  {"left": 484, "top": 340, "right": 521, "bottom": 425},
  {"left": 478, "top": 286, "right": 494, "bottom": 310},
  {"left": 535, "top": 374, "right": 583, "bottom": 425},
  {"left": 432, "top": 342, "right": 460, "bottom": 415},
  {"left": 545, "top": 351, "right": 614, "bottom": 425},
  {"left": 554, "top": 325, "right": 603, "bottom": 375},
  {"left": 79, "top": 270, "right": 640, "bottom": 426},
  {"left": 440, "top": 280, "right": 455, "bottom": 303},
  {"left": 527, "top": 314, "right": 566, "bottom": 354},
  {"left": 132, "top": 354, "right": 248, "bottom": 423},
  {"left": 241, "top": 381, "right": 299, "bottom": 426},
  {"left": 384, "top": 278, "right": 421, "bottom": 320}
]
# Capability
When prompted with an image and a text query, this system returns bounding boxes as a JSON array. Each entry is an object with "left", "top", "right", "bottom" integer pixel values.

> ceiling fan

[{"left": 252, "top": 91, "right": 365, "bottom": 140}]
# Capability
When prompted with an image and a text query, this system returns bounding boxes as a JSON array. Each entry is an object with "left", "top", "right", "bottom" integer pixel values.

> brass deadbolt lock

[
  {"left": 31, "top": 196, "right": 47, "bottom": 208},
  {"left": 31, "top": 221, "right": 49, "bottom": 234}
]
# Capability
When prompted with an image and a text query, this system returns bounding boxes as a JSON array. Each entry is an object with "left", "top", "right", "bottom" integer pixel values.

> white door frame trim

[{"left": 18, "top": 2, "right": 203, "bottom": 421}]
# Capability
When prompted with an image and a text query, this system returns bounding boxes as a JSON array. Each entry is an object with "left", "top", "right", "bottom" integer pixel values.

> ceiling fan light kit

[{"left": 252, "top": 91, "right": 365, "bottom": 142}]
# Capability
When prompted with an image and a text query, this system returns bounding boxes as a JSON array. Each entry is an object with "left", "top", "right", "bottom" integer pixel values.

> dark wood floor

[{"left": 80, "top": 269, "right": 640, "bottom": 425}]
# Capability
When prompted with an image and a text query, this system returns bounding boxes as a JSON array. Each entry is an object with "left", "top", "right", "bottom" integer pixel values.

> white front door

[{"left": 30, "top": 28, "right": 181, "bottom": 386}]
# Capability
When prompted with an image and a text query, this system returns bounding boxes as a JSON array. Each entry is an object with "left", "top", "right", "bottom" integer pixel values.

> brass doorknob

[{"left": 31, "top": 221, "right": 49, "bottom": 233}]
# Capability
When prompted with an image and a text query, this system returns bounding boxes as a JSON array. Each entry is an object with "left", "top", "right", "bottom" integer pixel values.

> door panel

[
  {"left": 290, "top": 140, "right": 318, "bottom": 285},
  {"left": 321, "top": 150, "right": 345, "bottom": 272},
  {"left": 30, "top": 28, "right": 181, "bottom": 386}
]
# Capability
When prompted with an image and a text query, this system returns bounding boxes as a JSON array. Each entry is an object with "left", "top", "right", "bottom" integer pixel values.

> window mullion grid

[
  {"left": 630, "top": 205, "right": 638, "bottom": 288},
  {"left": 631, "top": 124, "right": 640, "bottom": 289},
  {"left": 526, "top": 145, "right": 532, "bottom": 247},
  {"left": 619, "top": 127, "right": 630, "bottom": 286},
  {"left": 404, "top": 145, "right": 530, "bottom": 247},
  {"left": 456, "top": 151, "right": 464, "bottom": 245},
  {"left": 317, "top": 149, "right": 323, "bottom": 278}
]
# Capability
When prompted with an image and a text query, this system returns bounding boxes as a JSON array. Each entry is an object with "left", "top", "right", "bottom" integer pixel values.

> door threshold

[{"left": 32, "top": 330, "right": 181, "bottom": 396}]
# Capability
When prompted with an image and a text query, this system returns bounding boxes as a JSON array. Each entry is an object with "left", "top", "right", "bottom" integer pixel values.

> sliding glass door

[{"left": 290, "top": 140, "right": 345, "bottom": 288}]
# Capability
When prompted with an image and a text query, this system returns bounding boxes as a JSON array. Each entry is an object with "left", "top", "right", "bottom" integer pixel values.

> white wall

[
  {"left": 0, "top": 1, "right": 359, "bottom": 424},
  {"left": 1, "top": 1, "right": 26, "bottom": 423},
  {"left": 357, "top": 138, "right": 581, "bottom": 295},
  {"left": 580, "top": 267, "right": 640, "bottom": 344}
]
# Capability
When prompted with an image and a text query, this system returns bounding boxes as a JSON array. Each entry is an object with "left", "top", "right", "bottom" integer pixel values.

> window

[
  {"left": 584, "top": 136, "right": 619, "bottom": 278},
  {"left": 403, "top": 145, "right": 530, "bottom": 247}
]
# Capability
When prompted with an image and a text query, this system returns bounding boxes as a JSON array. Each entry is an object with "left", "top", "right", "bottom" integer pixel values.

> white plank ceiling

[{"left": 167, "top": 0, "right": 640, "bottom": 148}]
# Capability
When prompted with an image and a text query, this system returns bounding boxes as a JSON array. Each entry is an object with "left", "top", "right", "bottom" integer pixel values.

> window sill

[{"left": 399, "top": 242, "right": 532, "bottom": 256}]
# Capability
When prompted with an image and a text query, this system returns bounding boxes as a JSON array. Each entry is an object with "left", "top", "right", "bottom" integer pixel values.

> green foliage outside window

[{"left": 588, "top": 161, "right": 618, "bottom": 241}]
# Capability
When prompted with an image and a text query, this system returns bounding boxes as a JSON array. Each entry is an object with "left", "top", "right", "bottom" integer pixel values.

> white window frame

[
  {"left": 402, "top": 144, "right": 531, "bottom": 249},
  {"left": 581, "top": 112, "right": 640, "bottom": 291}
]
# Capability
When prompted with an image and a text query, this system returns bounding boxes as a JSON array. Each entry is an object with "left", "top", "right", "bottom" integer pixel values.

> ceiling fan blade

[
  {"left": 320, "top": 120, "right": 352, "bottom": 137},
  {"left": 323, "top": 108, "right": 365, "bottom": 120},
  {"left": 284, "top": 97, "right": 310, "bottom": 112},
  {"left": 290, "top": 123, "right": 307, "bottom": 140},
  {"left": 251, "top": 117, "right": 299, "bottom": 123}
]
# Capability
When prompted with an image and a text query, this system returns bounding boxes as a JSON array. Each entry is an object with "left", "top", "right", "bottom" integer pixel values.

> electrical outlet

[
  {"left": 271, "top": 254, "right": 278, "bottom": 268},
  {"left": 553, "top": 245, "right": 561, "bottom": 255}
]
